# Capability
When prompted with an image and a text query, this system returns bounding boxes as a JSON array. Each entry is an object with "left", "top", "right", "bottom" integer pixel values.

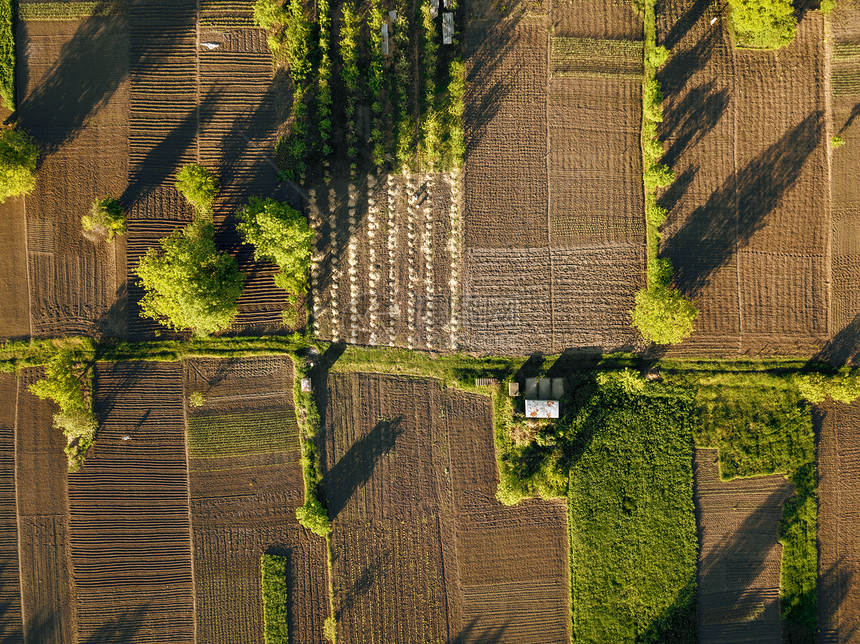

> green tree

[
  {"left": 237, "top": 197, "right": 314, "bottom": 296},
  {"left": 82, "top": 197, "right": 126, "bottom": 241},
  {"left": 253, "top": 0, "right": 284, "bottom": 31},
  {"left": 135, "top": 219, "right": 244, "bottom": 336},
  {"left": 729, "top": 0, "right": 796, "bottom": 49},
  {"left": 175, "top": 163, "right": 219, "bottom": 215},
  {"left": 631, "top": 285, "right": 698, "bottom": 344},
  {"left": 0, "top": 127, "right": 38, "bottom": 202},
  {"left": 284, "top": 0, "right": 312, "bottom": 82}
]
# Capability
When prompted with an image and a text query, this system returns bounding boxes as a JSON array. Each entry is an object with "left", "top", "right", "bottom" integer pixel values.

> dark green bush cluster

[
  {"left": 175, "top": 163, "right": 220, "bottom": 216},
  {"left": 340, "top": 2, "right": 360, "bottom": 173},
  {"left": 418, "top": 3, "right": 440, "bottom": 169},
  {"left": 260, "top": 553, "right": 290, "bottom": 644},
  {"left": 0, "top": 127, "right": 38, "bottom": 202},
  {"left": 82, "top": 197, "right": 126, "bottom": 241},
  {"left": 392, "top": 0, "right": 414, "bottom": 171},
  {"left": 441, "top": 59, "right": 466, "bottom": 170},
  {"left": 368, "top": 0, "right": 386, "bottom": 167},
  {"left": 729, "top": 0, "right": 796, "bottom": 49},
  {"left": 791, "top": 368, "right": 860, "bottom": 403},
  {"left": 29, "top": 351, "right": 97, "bottom": 470},
  {"left": 293, "top": 357, "right": 332, "bottom": 537},
  {"left": 0, "top": 0, "right": 13, "bottom": 111},
  {"left": 316, "top": 0, "right": 333, "bottom": 165}
]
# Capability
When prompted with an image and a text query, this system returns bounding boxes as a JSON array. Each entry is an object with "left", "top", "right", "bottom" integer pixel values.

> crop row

[
  {"left": 18, "top": 1, "right": 125, "bottom": 20},
  {"left": 187, "top": 409, "right": 298, "bottom": 459}
]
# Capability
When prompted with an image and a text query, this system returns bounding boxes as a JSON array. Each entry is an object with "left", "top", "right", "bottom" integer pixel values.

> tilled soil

[
  {"left": 322, "top": 373, "right": 570, "bottom": 643},
  {"left": 693, "top": 449, "right": 793, "bottom": 643},
  {"left": 0, "top": 374, "right": 22, "bottom": 641}
]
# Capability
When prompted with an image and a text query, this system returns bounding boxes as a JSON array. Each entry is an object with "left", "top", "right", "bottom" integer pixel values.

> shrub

[
  {"left": 284, "top": 0, "right": 312, "bottom": 81},
  {"left": 820, "top": 0, "right": 836, "bottom": 13},
  {"left": 0, "top": 127, "right": 38, "bottom": 202},
  {"left": 189, "top": 391, "right": 205, "bottom": 407},
  {"left": 368, "top": 0, "right": 386, "bottom": 167},
  {"left": 644, "top": 163, "right": 675, "bottom": 189},
  {"left": 647, "top": 256, "right": 673, "bottom": 288},
  {"left": 0, "top": 0, "right": 13, "bottom": 111},
  {"left": 175, "top": 163, "right": 219, "bottom": 215},
  {"left": 253, "top": 0, "right": 285, "bottom": 31},
  {"left": 237, "top": 197, "right": 314, "bottom": 296},
  {"left": 729, "top": 0, "right": 796, "bottom": 49},
  {"left": 443, "top": 58, "right": 466, "bottom": 169},
  {"left": 596, "top": 368, "right": 646, "bottom": 395},
  {"left": 260, "top": 554, "right": 289, "bottom": 644},
  {"left": 296, "top": 495, "right": 332, "bottom": 536},
  {"left": 647, "top": 44, "right": 669, "bottom": 68},
  {"left": 792, "top": 369, "right": 860, "bottom": 404},
  {"left": 316, "top": 0, "right": 333, "bottom": 161},
  {"left": 631, "top": 285, "right": 698, "bottom": 344},
  {"left": 645, "top": 199, "right": 668, "bottom": 228},
  {"left": 340, "top": 2, "right": 360, "bottom": 169},
  {"left": 643, "top": 78, "right": 664, "bottom": 122},
  {"left": 419, "top": 3, "right": 440, "bottom": 168},
  {"left": 324, "top": 616, "right": 337, "bottom": 643},
  {"left": 135, "top": 219, "right": 245, "bottom": 336},
  {"left": 82, "top": 197, "right": 126, "bottom": 241},
  {"left": 643, "top": 136, "right": 664, "bottom": 163},
  {"left": 831, "top": 135, "right": 845, "bottom": 149}
]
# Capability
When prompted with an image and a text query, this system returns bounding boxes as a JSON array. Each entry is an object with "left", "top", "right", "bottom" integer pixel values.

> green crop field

[{"left": 187, "top": 409, "right": 298, "bottom": 459}]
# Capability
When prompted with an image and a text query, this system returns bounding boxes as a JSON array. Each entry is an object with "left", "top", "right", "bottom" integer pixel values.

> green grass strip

[
  {"left": 0, "top": 0, "right": 13, "bottom": 110},
  {"left": 18, "top": 2, "right": 125, "bottom": 20},
  {"left": 187, "top": 409, "right": 297, "bottom": 459},
  {"left": 261, "top": 554, "right": 290, "bottom": 644}
]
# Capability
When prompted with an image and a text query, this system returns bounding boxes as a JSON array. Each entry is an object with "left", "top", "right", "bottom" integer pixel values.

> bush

[
  {"left": 296, "top": 495, "right": 332, "bottom": 536},
  {"left": 0, "top": 127, "right": 38, "bottom": 202},
  {"left": 596, "top": 368, "right": 646, "bottom": 395},
  {"left": 729, "top": 0, "right": 796, "bottom": 48},
  {"left": 647, "top": 44, "right": 669, "bottom": 68},
  {"left": 340, "top": 2, "right": 360, "bottom": 168},
  {"left": 136, "top": 219, "right": 245, "bottom": 336},
  {"left": 820, "top": 0, "right": 836, "bottom": 13},
  {"left": 831, "top": 135, "right": 845, "bottom": 149},
  {"left": 645, "top": 199, "right": 668, "bottom": 228},
  {"left": 631, "top": 285, "right": 698, "bottom": 344},
  {"left": 324, "top": 616, "right": 337, "bottom": 643},
  {"left": 260, "top": 554, "right": 289, "bottom": 644},
  {"left": 643, "top": 78, "right": 664, "bottom": 122},
  {"left": 647, "top": 257, "right": 673, "bottom": 288},
  {"left": 253, "top": 0, "right": 285, "bottom": 31},
  {"left": 316, "top": 0, "right": 333, "bottom": 161},
  {"left": 643, "top": 136, "right": 664, "bottom": 163},
  {"left": 82, "top": 197, "right": 125, "bottom": 241},
  {"left": 792, "top": 369, "right": 860, "bottom": 404},
  {"left": 175, "top": 163, "right": 219, "bottom": 215},
  {"left": 443, "top": 58, "right": 466, "bottom": 169},
  {"left": 644, "top": 163, "right": 675, "bottom": 189},
  {"left": 419, "top": 3, "right": 440, "bottom": 168},
  {"left": 237, "top": 197, "right": 314, "bottom": 296},
  {"left": 0, "top": 0, "right": 13, "bottom": 111}
]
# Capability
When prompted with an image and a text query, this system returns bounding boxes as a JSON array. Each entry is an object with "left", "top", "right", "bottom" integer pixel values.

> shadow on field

[
  {"left": 79, "top": 603, "right": 150, "bottom": 644},
  {"left": 92, "top": 360, "right": 149, "bottom": 421},
  {"left": 336, "top": 549, "right": 389, "bottom": 620},
  {"left": 660, "top": 81, "right": 730, "bottom": 169},
  {"left": 449, "top": 617, "right": 510, "bottom": 643},
  {"left": 638, "top": 578, "right": 697, "bottom": 643},
  {"left": 663, "top": 112, "right": 822, "bottom": 298},
  {"left": 818, "top": 556, "right": 858, "bottom": 643},
  {"left": 658, "top": 22, "right": 722, "bottom": 94},
  {"left": 323, "top": 417, "right": 403, "bottom": 520},
  {"left": 17, "top": 2, "right": 129, "bottom": 158},
  {"left": 838, "top": 101, "right": 860, "bottom": 134},
  {"left": 695, "top": 481, "right": 793, "bottom": 641},
  {"left": 811, "top": 313, "right": 860, "bottom": 366},
  {"left": 659, "top": 164, "right": 698, "bottom": 219},
  {"left": 658, "top": 0, "right": 716, "bottom": 50}
]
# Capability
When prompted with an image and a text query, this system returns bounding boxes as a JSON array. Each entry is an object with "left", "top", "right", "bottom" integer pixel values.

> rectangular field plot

[
  {"left": 548, "top": 77, "right": 643, "bottom": 246},
  {"left": 185, "top": 356, "right": 329, "bottom": 644},
  {"left": 694, "top": 449, "right": 793, "bottom": 643},
  {"left": 818, "top": 400, "right": 860, "bottom": 641},
  {"left": 464, "top": 20, "right": 548, "bottom": 248},
  {"left": 323, "top": 373, "right": 570, "bottom": 643},
  {"left": 551, "top": 37, "right": 643, "bottom": 79},
  {"left": 69, "top": 361, "right": 194, "bottom": 643},
  {"left": 0, "top": 197, "right": 30, "bottom": 339},
  {"left": 552, "top": 0, "right": 643, "bottom": 40},
  {"left": 0, "top": 375, "right": 21, "bottom": 641}
]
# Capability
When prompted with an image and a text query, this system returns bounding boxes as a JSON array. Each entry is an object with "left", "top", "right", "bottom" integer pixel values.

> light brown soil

[
  {"left": 0, "top": 374, "right": 22, "bottom": 641},
  {"left": 657, "top": 3, "right": 830, "bottom": 356},
  {"left": 693, "top": 448, "right": 793, "bottom": 643},
  {"left": 15, "top": 368, "right": 76, "bottom": 644},
  {"left": 16, "top": 15, "right": 129, "bottom": 338},
  {"left": 185, "top": 356, "right": 328, "bottom": 644},
  {"left": 322, "top": 373, "right": 569, "bottom": 643},
  {"left": 817, "top": 399, "right": 860, "bottom": 642},
  {"left": 68, "top": 361, "right": 194, "bottom": 642},
  {"left": 0, "top": 196, "right": 30, "bottom": 340}
]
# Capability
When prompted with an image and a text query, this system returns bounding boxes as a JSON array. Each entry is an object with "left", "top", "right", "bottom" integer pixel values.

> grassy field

[{"left": 186, "top": 409, "right": 297, "bottom": 459}]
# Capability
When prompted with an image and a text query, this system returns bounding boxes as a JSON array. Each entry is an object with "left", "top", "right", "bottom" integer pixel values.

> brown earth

[
  {"left": 322, "top": 372, "right": 569, "bottom": 643},
  {"left": 15, "top": 368, "right": 76, "bottom": 644},
  {"left": 0, "top": 374, "right": 21, "bottom": 641},
  {"left": 16, "top": 13, "right": 129, "bottom": 338},
  {"left": 817, "top": 399, "right": 860, "bottom": 642},
  {"left": 0, "top": 196, "right": 30, "bottom": 340},
  {"left": 68, "top": 361, "right": 194, "bottom": 642},
  {"left": 657, "top": 2, "right": 830, "bottom": 357},
  {"left": 693, "top": 448, "right": 793, "bottom": 643},
  {"left": 184, "top": 356, "right": 328, "bottom": 644}
]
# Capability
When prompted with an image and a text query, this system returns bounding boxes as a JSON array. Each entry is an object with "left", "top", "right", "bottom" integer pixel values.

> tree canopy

[
  {"left": 175, "top": 163, "right": 219, "bottom": 215},
  {"left": 237, "top": 197, "right": 314, "bottom": 296},
  {"left": 82, "top": 197, "right": 126, "bottom": 241},
  {"left": 631, "top": 285, "right": 698, "bottom": 345},
  {"left": 0, "top": 127, "right": 38, "bottom": 202},
  {"left": 135, "top": 220, "right": 244, "bottom": 336},
  {"left": 729, "top": 0, "right": 796, "bottom": 49}
]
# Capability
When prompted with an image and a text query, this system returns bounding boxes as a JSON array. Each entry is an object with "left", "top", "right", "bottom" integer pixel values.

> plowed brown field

[
  {"left": 323, "top": 373, "right": 569, "bottom": 643},
  {"left": 657, "top": 2, "right": 829, "bottom": 356},
  {"left": 818, "top": 399, "right": 860, "bottom": 642},
  {"left": 185, "top": 356, "right": 328, "bottom": 643},
  {"left": 0, "top": 374, "right": 21, "bottom": 641},
  {"left": 694, "top": 449, "right": 793, "bottom": 643},
  {"left": 68, "top": 361, "right": 194, "bottom": 642}
]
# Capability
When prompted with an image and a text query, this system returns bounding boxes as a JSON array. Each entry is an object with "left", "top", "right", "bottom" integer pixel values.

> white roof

[{"left": 525, "top": 399, "right": 559, "bottom": 419}]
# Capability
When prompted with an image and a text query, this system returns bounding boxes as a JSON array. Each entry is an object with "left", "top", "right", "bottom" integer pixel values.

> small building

[
  {"left": 442, "top": 12, "right": 454, "bottom": 45},
  {"left": 381, "top": 23, "right": 390, "bottom": 55},
  {"left": 525, "top": 399, "right": 559, "bottom": 419},
  {"left": 389, "top": 9, "right": 397, "bottom": 22},
  {"left": 430, "top": 0, "right": 439, "bottom": 19},
  {"left": 508, "top": 381, "right": 520, "bottom": 397},
  {"left": 301, "top": 378, "right": 312, "bottom": 393}
]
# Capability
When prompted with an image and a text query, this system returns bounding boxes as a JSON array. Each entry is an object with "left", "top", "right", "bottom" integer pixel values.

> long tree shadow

[
  {"left": 658, "top": 12, "right": 722, "bottom": 88},
  {"left": 449, "top": 617, "right": 511, "bottom": 644},
  {"left": 17, "top": 2, "right": 130, "bottom": 157},
  {"left": 79, "top": 603, "right": 150, "bottom": 644},
  {"left": 322, "top": 417, "right": 403, "bottom": 520},
  {"left": 838, "top": 100, "right": 860, "bottom": 134},
  {"left": 818, "top": 556, "right": 858, "bottom": 643},
  {"left": 663, "top": 112, "right": 822, "bottom": 297},
  {"left": 660, "top": 81, "right": 731, "bottom": 168},
  {"left": 811, "top": 313, "right": 860, "bottom": 366}
]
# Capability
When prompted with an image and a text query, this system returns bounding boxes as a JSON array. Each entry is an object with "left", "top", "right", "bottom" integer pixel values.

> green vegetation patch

[
  {"left": 567, "top": 378, "right": 698, "bottom": 642},
  {"left": 19, "top": 2, "right": 126, "bottom": 20},
  {"left": 0, "top": 0, "right": 12, "bottom": 110},
  {"left": 261, "top": 553, "right": 290, "bottom": 644},
  {"left": 728, "top": 0, "right": 796, "bottom": 49},
  {"left": 187, "top": 409, "right": 297, "bottom": 459},
  {"left": 551, "top": 37, "right": 643, "bottom": 79}
]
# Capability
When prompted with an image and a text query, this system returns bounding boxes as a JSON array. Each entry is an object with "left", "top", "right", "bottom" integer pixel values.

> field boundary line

[
  {"left": 180, "top": 360, "right": 199, "bottom": 642},
  {"left": 12, "top": 373, "right": 25, "bottom": 641},
  {"left": 731, "top": 30, "right": 742, "bottom": 354},
  {"left": 22, "top": 197, "right": 33, "bottom": 342},
  {"left": 545, "top": 10, "right": 555, "bottom": 352},
  {"left": 824, "top": 17, "right": 834, "bottom": 337}
]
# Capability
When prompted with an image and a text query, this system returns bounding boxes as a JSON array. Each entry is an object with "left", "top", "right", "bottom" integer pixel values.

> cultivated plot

[
  {"left": 184, "top": 356, "right": 328, "bottom": 644},
  {"left": 694, "top": 449, "right": 792, "bottom": 642},
  {"left": 322, "top": 372, "right": 569, "bottom": 643},
  {"left": 0, "top": 374, "right": 21, "bottom": 642}
]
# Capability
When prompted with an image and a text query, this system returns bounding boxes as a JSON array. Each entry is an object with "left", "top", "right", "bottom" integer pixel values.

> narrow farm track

[{"left": 68, "top": 362, "right": 194, "bottom": 643}]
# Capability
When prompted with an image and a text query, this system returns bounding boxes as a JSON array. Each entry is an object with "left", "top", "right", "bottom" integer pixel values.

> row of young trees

[
  {"left": 255, "top": 0, "right": 466, "bottom": 180},
  {"left": 135, "top": 164, "right": 313, "bottom": 337}
]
